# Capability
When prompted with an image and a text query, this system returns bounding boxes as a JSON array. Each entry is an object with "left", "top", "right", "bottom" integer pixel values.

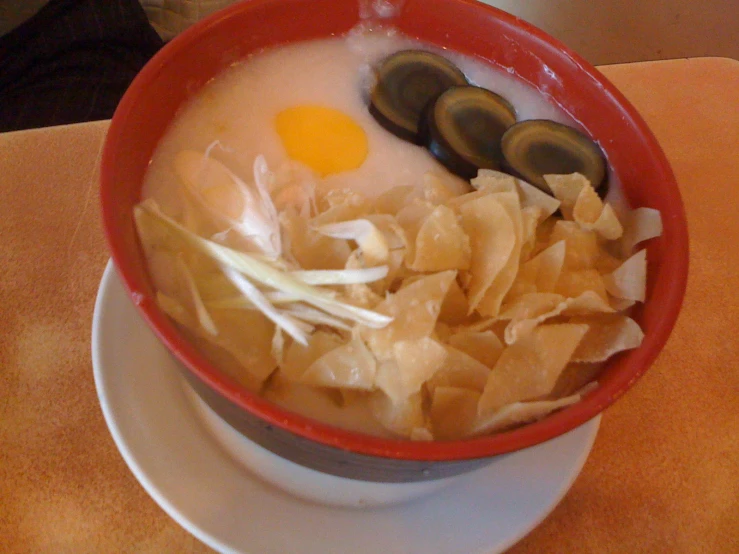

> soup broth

[{"left": 143, "top": 30, "right": 579, "bottom": 204}]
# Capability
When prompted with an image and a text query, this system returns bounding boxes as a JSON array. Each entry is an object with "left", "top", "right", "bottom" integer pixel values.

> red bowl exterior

[{"left": 101, "top": 0, "right": 688, "bottom": 478}]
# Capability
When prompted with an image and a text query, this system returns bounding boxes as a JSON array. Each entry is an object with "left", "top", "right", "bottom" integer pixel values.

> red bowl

[{"left": 101, "top": 0, "right": 688, "bottom": 481}]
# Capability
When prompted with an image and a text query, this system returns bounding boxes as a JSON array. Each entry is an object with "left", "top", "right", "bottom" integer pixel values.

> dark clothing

[{"left": 0, "top": 0, "right": 163, "bottom": 132}]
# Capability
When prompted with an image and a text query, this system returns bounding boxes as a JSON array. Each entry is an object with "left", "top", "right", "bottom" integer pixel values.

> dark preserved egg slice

[
  {"left": 369, "top": 50, "right": 468, "bottom": 144},
  {"left": 501, "top": 120, "right": 607, "bottom": 194},
  {"left": 423, "top": 86, "right": 517, "bottom": 179}
]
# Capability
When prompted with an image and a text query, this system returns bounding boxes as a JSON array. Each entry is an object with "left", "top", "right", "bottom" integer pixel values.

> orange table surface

[{"left": 1, "top": 57, "right": 737, "bottom": 553}]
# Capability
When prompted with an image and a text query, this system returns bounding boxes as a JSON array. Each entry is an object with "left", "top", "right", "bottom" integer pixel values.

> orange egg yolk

[{"left": 275, "top": 105, "right": 368, "bottom": 176}]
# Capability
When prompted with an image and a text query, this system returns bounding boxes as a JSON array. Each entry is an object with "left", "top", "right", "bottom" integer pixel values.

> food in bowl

[
  {"left": 101, "top": 0, "right": 688, "bottom": 480},
  {"left": 133, "top": 27, "right": 663, "bottom": 441}
]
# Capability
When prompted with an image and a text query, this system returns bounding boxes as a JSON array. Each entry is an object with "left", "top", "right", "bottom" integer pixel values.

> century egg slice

[
  {"left": 369, "top": 50, "right": 468, "bottom": 144},
  {"left": 423, "top": 85, "right": 517, "bottom": 180},
  {"left": 501, "top": 120, "right": 607, "bottom": 195}
]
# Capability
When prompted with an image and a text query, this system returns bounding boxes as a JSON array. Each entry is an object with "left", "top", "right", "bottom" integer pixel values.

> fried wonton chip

[
  {"left": 422, "top": 172, "right": 462, "bottom": 205},
  {"left": 499, "top": 292, "right": 565, "bottom": 322},
  {"left": 447, "top": 330, "right": 504, "bottom": 369},
  {"left": 211, "top": 308, "right": 278, "bottom": 380},
  {"left": 163, "top": 297, "right": 278, "bottom": 389},
  {"left": 595, "top": 249, "right": 625, "bottom": 275},
  {"left": 145, "top": 154, "right": 662, "bottom": 442},
  {"left": 531, "top": 215, "right": 558, "bottom": 254},
  {"left": 343, "top": 280, "right": 384, "bottom": 309},
  {"left": 517, "top": 179, "right": 561, "bottom": 219},
  {"left": 549, "top": 220, "right": 600, "bottom": 270},
  {"left": 470, "top": 169, "right": 517, "bottom": 193},
  {"left": 373, "top": 184, "right": 415, "bottom": 215},
  {"left": 425, "top": 345, "right": 491, "bottom": 394},
  {"left": 339, "top": 251, "right": 398, "bottom": 309},
  {"left": 375, "top": 337, "right": 447, "bottom": 403},
  {"left": 570, "top": 314, "right": 645, "bottom": 362},
  {"left": 135, "top": 203, "right": 213, "bottom": 274},
  {"left": 603, "top": 249, "right": 647, "bottom": 302},
  {"left": 500, "top": 293, "right": 565, "bottom": 344},
  {"left": 430, "top": 387, "right": 480, "bottom": 440},
  {"left": 478, "top": 323, "right": 589, "bottom": 416},
  {"left": 544, "top": 173, "right": 590, "bottom": 218},
  {"left": 510, "top": 240, "right": 566, "bottom": 299},
  {"left": 280, "top": 207, "right": 352, "bottom": 269},
  {"left": 475, "top": 191, "right": 524, "bottom": 316},
  {"left": 408, "top": 204, "right": 471, "bottom": 272},
  {"left": 544, "top": 172, "right": 625, "bottom": 241},
  {"left": 265, "top": 377, "right": 390, "bottom": 437},
  {"left": 362, "top": 270, "right": 456, "bottom": 358},
  {"left": 157, "top": 292, "right": 195, "bottom": 329},
  {"left": 620, "top": 207, "right": 663, "bottom": 256},
  {"left": 366, "top": 213, "right": 407, "bottom": 250},
  {"left": 271, "top": 326, "right": 285, "bottom": 366},
  {"left": 146, "top": 251, "right": 196, "bottom": 306},
  {"left": 432, "top": 321, "right": 453, "bottom": 343},
  {"left": 315, "top": 188, "right": 370, "bottom": 221},
  {"left": 555, "top": 268, "right": 609, "bottom": 301},
  {"left": 560, "top": 290, "right": 615, "bottom": 315},
  {"left": 569, "top": 182, "right": 624, "bottom": 240},
  {"left": 444, "top": 188, "right": 491, "bottom": 211},
  {"left": 280, "top": 330, "right": 343, "bottom": 381},
  {"left": 572, "top": 181, "right": 603, "bottom": 225},
  {"left": 395, "top": 199, "right": 435, "bottom": 266},
  {"left": 473, "top": 170, "right": 561, "bottom": 219},
  {"left": 174, "top": 150, "right": 245, "bottom": 224},
  {"left": 470, "top": 390, "right": 585, "bottom": 436},
  {"left": 590, "top": 203, "right": 624, "bottom": 240},
  {"left": 269, "top": 161, "right": 318, "bottom": 215},
  {"left": 549, "top": 362, "right": 602, "bottom": 398},
  {"left": 459, "top": 193, "right": 518, "bottom": 315},
  {"left": 374, "top": 249, "right": 407, "bottom": 295},
  {"left": 438, "top": 277, "right": 469, "bottom": 325},
  {"left": 178, "top": 244, "right": 221, "bottom": 322},
  {"left": 502, "top": 290, "right": 613, "bottom": 345},
  {"left": 369, "top": 389, "right": 427, "bottom": 438},
  {"left": 519, "top": 206, "right": 544, "bottom": 261},
  {"left": 301, "top": 333, "right": 377, "bottom": 390}
]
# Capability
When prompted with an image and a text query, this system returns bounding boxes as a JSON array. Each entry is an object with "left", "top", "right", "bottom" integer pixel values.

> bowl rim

[{"left": 102, "top": 0, "right": 689, "bottom": 461}]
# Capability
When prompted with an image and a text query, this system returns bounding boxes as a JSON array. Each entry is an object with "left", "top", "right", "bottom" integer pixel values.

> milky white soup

[
  {"left": 139, "top": 29, "right": 654, "bottom": 439},
  {"left": 143, "top": 31, "right": 579, "bottom": 205}
]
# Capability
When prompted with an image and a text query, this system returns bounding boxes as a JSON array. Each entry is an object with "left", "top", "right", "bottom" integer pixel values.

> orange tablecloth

[{"left": 1, "top": 57, "right": 737, "bottom": 553}]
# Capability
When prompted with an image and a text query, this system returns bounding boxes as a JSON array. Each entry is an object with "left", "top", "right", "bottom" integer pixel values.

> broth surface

[{"left": 143, "top": 29, "right": 578, "bottom": 205}]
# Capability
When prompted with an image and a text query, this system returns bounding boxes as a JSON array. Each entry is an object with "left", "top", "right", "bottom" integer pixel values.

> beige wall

[{"left": 482, "top": 0, "right": 739, "bottom": 64}]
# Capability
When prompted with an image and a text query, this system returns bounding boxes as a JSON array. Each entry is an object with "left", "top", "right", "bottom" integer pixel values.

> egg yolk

[{"left": 275, "top": 105, "right": 368, "bottom": 176}]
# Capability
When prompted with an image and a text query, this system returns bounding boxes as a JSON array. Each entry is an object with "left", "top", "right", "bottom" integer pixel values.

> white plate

[{"left": 92, "top": 261, "right": 600, "bottom": 554}]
